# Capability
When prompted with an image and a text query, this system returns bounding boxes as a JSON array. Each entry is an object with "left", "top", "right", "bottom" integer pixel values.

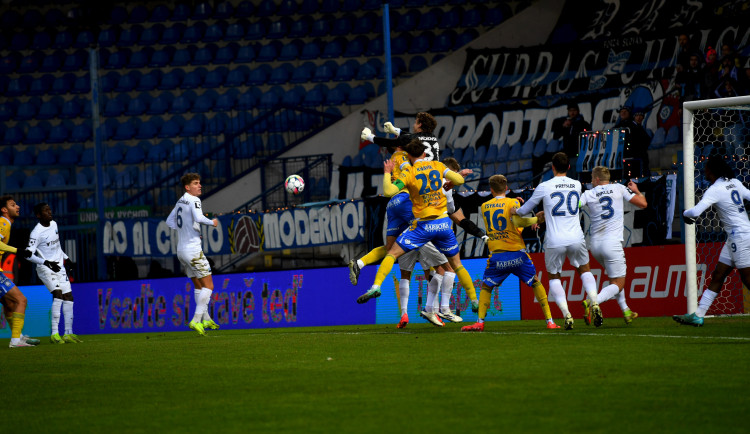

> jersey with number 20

[{"left": 516, "top": 176, "right": 584, "bottom": 248}]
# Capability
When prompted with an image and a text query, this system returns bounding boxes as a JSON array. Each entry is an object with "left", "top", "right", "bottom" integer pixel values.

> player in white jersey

[
  {"left": 24, "top": 203, "right": 81, "bottom": 343},
  {"left": 166, "top": 173, "right": 220, "bottom": 336},
  {"left": 674, "top": 155, "right": 750, "bottom": 327},
  {"left": 579, "top": 167, "right": 647, "bottom": 325},
  {"left": 512, "top": 152, "right": 601, "bottom": 329}
]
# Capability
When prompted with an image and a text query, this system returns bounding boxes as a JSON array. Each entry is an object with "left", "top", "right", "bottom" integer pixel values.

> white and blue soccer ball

[{"left": 285, "top": 174, "right": 305, "bottom": 195}]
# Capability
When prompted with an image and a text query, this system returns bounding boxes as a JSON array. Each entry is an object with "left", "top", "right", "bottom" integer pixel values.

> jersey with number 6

[
  {"left": 580, "top": 183, "right": 635, "bottom": 242},
  {"left": 166, "top": 192, "right": 215, "bottom": 251},
  {"left": 516, "top": 176, "right": 584, "bottom": 248},
  {"left": 482, "top": 196, "right": 525, "bottom": 252},
  {"left": 685, "top": 178, "right": 750, "bottom": 236}
]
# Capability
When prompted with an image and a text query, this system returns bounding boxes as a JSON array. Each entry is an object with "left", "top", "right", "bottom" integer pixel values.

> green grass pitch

[{"left": 3, "top": 316, "right": 749, "bottom": 433}]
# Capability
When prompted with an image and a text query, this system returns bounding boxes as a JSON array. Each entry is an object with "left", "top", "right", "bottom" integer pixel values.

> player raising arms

[
  {"left": 166, "top": 173, "right": 220, "bottom": 336},
  {"left": 356, "top": 138, "right": 480, "bottom": 325},
  {"left": 674, "top": 155, "right": 750, "bottom": 327},
  {"left": 24, "top": 203, "right": 82, "bottom": 343},
  {"left": 579, "top": 167, "right": 647, "bottom": 325},
  {"left": 0, "top": 195, "right": 37, "bottom": 348},
  {"left": 462, "top": 175, "right": 560, "bottom": 331},
  {"left": 511, "top": 152, "right": 601, "bottom": 330}
]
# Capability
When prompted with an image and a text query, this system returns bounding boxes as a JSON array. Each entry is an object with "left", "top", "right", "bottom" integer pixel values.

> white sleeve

[
  {"left": 620, "top": 184, "right": 636, "bottom": 202},
  {"left": 190, "top": 199, "right": 214, "bottom": 226},
  {"left": 166, "top": 206, "right": 177, "bottom": 229},
  {"left": 25, "top": 227, "right": 45, "bottom": 265},
  {"left": 516, "top": 184, "right": 544, "bottom": 216},
  {"left": 579, "top": 190, "right": 590, "bottom": 209},
  {"left": 739, "top": 181, "right": 750, "bottom": 201},
  {"left": 684, "top": 187, "right": 718, "bottom": 218}
]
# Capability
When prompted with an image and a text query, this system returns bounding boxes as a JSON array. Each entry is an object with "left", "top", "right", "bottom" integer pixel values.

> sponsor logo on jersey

[{"left": 424, "top": 222, "right": 450, "bottom": 232}]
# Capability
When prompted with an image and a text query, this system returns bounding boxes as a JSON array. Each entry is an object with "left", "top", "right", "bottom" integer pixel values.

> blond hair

[{"left": 592, "top": 166, "right": 611, "bottom": 182}]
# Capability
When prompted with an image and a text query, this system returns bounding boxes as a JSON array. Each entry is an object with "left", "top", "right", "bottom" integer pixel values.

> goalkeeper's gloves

[
  {"left": 683, "top": 214, "right": 696, "bottom": 225},
  {"left": 361, "top": 127, "right": 374, "bottom": 142},
  {"left": 44, "top": 260, "right": 61, "bottom": 273},
  {"left": 383, "top": 122, "right": 401, "bottom": 136}
]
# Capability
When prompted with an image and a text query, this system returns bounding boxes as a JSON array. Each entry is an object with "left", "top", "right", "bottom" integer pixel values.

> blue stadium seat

[
  {"left": 259, "top": 86, "right": 283, "bottom": 109},
  {"left": 181, "top": 115, "right": 204, "bottom": 137},
  {"left": 268, "top": 17, "right": 290, "bottom": 39},
  {"left": 172, "top": 46, "right": 195, "bottom": 66},
  {"left": 160, "top": 23, "right": 185, "bottom": 45},
  {"left": 52, "top": 30, "right": 74, "bottom": 49},
  {"left": 416, "top": 8, "right": 440, "bottom": 30},
  {"left": 70, "top": 75, "right": 90, "bottom": 94},
  {"left": 148, "top": 92, "right": 174, "bottom": 115},
  {"left": 10, "top": 33, "right": 30, "bottom": 51},
  {"left": 71, "top": 121, "right": 92, "bottom": 142},
  {"left": 215, "top": 2, "right": 234, "bottom": 18},
  {"left": 40, "top": 51, "right": 65, "bottom": 72},
  {"left": 348, "top": 85, "right": 369, "bottom": 105},
  {"left": 3, "top": 125, "right": 24, "bottom": 146},
  {"left": 31, "top": 32, "right": 52, "bottom": 50},
  {"left": 104, "top": 48, "right": 129, "bottom": 69},
  {"left": 288, "top": 16, "right": 312, "bottom": 38},
  {"left": 282, "top": 86, "right": 306, "bottom": 106},
  {"left": 182, "top": 22, "right": 206, "bottom": 44},
  {"left": 235, "top": 0, "right": 255, "bottom": 17},
  {"left": 194, "top": 90, "right": 218, "bottom": 112},
  {"left": 63, "top": 50, "right": 88, "bottom": 71},
  {"left": 455, "top": 29, "right": 479, "bottom": 49},
  {"left": 18, "top": 52, "right": 43, "bottom": 73},
  {"left": 171, "top": 3, "right": 191, "bottom": 21},
  {"left": 485, "top": 5, "right": 509, "bottom": 27},
  {"left": 6, "top": 76, "right": 31, "bottom": 97},
  {"left": 16, "top": 100, "right": 37, "bottom": 121},
  {"left": 495, "top": 143, "right": 509, "bottom": 161},
  {"left": 145, "top": 140, "right": 169, "bottom": 162},
  {"left": 0, "top": 53, "right": 20, "bottom": 75},
  {"left": 125, "top": 93, "right": 149, "bottom": 116},
  {"left": 651, "top": 127, "right": 666, "bottom": 148},
  {"left": 310, "top": 15, "right": 331, "bottom": 37},
  {"left": 508, "top": 142, "right": 522, "bottom": 161},
  {"left": 203, "top": 67, "right": 227, "bottom": 88},
  {"left": 248, "top": 64, "right": 271, "bottom": 85},
  {"left": 122, "top": 143, "right": 145, "bottom": 165},
  {"left": 38, "top": 98, "right": 62, "bottom": 120},
  {"left": 256, "top": 40, "right": 281, "bottom": 62},
  {"left": 225, "top": 66, "right": 249, "bottom": 87},
  {"left": 147, "top": 4, "right": 170, "bottom": 22},
  {"left": 113, "top": 119, "right": 138, "bottom": 141},
  {"left": 97, "top": 28, "right": 117, "bottom": 47},
  {"left": 391, "top": 34, "right": 410, "bottom": 55},
  {"left": 182, "top": 67, "right": 207, "bottom": 89},
  {"left": 101, "top": 118, "right": 119, "bottom": 140},
  {"left": 0, "top": 101, "right": 15, "bottom": 121},
  {"left": 118, "top": 25, "right": 141, "bottom": 46},
  {"left": 129, "top": 5, "right": 149, "bottom": 23},
  {"left": 546, "top": 139, "right": 562, "bottom": 153},
  {"left": 149, "top": 46, "right": 174, "bottom": 67},
  {"left": 432, "top": 30, "right": 455, "bottom": 52},
  {"left": 268, "top": 63, "right": 293, "bottom": 84},
  {"left": 116, "top": 70, "right": 141, "bottom": 92},
  {"left": 23, "top": 10, "right": 43, "bottom": 27},
  {"left": 224, "top": 21, "right": 246, "bottom": 41},
  {"left": 247, "top": 19, "right": 270, "bottom": 40},
  {"left": 533, "top": 139, "right": 548, "bottom": 157},
  {"left": 204, "top": 22, "right": 225, "bottom": 43},
  {"left": 439, "top": 7, "right": 462, "bottom": 29},
  {"left": 278, "top": 39, "right": 303, "bottom": 61},
  {"left": 60, "top": 98, "right": 82, "bottom": 119},
  {"left": 214, "top": 43, "right": 238, "bottom": 64},
  {"left": 23, "top": 174, "right": 44, "bottom": 189},
  {"left": 356, "top": 61, "right": 378, "bottom": 80},
  {"left": 289, "top": 60, "right": 316, "bottom": 82},
  {"left": 409, "top": 55, "right": 428, "bottom": 73},
  {"left": 135, "top": 116, "right": 161, "bottom": 139},
  {"left": 48, "top": 121, "right": 72, "bottom": 144},
  {"left": 302, "top": 85, "right": 326, "bottom": 107},
  {"left": 128, "top": 47, "right": 153, "bottom": 68},
  {"left": 13, "top": 148, "right": 35, "bottom": 166},
  {"left": 237, "top": 88, "right": 261, "bottom": 109},
  {"left": 139, "top": 24, "right": 163, "bottom": 46},
  {"left": 353, "top": 12, "right": 376, "bottom": 34},
  {"left": 461, "top": 146, "right": 475, "bottom": 165},
  {"left": 312, "top": 61, "right": 337, "bottom": 82},
  {"left": 36, "top": 148, "right": 57, "bottom": 165},
  {"left": 299, "top": 40, "right": 322, "bottom": 60},
  {"left": 326, "top": 83, "right": 351, "bottom": 106},
  {"left": 159, "top": 117, "right": 184, "bottom": 139},
  {"left": 256, "top": 0, "right": 277, "bottom": 16},
  {"left": 521, "top": 140, "right": 534, "bottom": 159},
  {"left": 137, "top": 70, "right": 161, "bottom": 91},
  {"left": 410, "top": 32, "right": 433, "bottom": 54},
  {"left": 59, "top": 145, "right": 81, "bottom": 165},
  {"left": 159, "top": 69, "right": 185, "bottom": 90},
  {"left": 665, "top": 125, "right": 680, "bottom": 144},
  {"left": 344, "top": 36, "right": 367, "bottom": 57},
  {"left": 214, "top": 89, "right": 239, "bottom": 111},
  {"left": 396, "top": 10, "right": 419, "bottom": 32},
  {"left": 73, "top": 30, "right": 95, "bottom": 48},
  {"left": 334, "top": 59, "right": 359, "bottom": 81},
  {"left": 168, "top": 140, "right": 189, "bottom": 162},
  {"left": 331, "top": 15, "right": 354, "bottom": 36},
  {"left": 193, "top": 2, "right": 213, "bottom": 20},
  {"left": 205, "top": 113, "right": 229, "bottom": 136},
  {"left": 171, "top": 91, "right": 196, "bottom": 114},
  {"left": 300, "top": 0, "right": 320, "bottom": 13},
  {"left": 321, "top": 37, "right": 345, "bottom": 58},
  {"left": 79, "top": 147, "right": 94, "bottom": 165},
  {"left": 235, "top": 44, "right": 255, "bottom": 63}
]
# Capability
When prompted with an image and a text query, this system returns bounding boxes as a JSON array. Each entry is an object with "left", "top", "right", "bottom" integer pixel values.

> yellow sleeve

[
  {"left": 0, "top": 240, "right": 17, "bottom": 253},
  {"left": 383, "top": 174, "right": 401, "bottom": 197},
  {"left": 511, "top": 215, "right": 538, "bottom": 228},
  {"left": 444, "top": 169, "right": 465, "bottom": 186}
]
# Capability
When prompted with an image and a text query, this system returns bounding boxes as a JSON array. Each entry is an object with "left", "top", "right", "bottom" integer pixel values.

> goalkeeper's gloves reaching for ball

[
  {"left": 361, "top": 127, "right": 374, "bottom": 142},
  {"left": 44, "top": 260, "right": 61, "bottom": 272},
  {"left": 383, "top": 122, "right": 401, "bottom": 136}
]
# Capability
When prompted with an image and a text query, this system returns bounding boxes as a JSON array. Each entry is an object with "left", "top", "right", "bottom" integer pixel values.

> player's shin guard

[
  {"left": 51, "top": 298, "right": 62, "bottom": 335},
  {"left": 192, "top": 288, "right": 211, "bottom": 323},
  {"left": 531, "top": 281, "right": 553, "bottom": 320},
  {"left": 10, "top": 312, "right": 24, "bottom": 339},
  {"left": 548, "top": 279, "right": 570, "bottom": 317},
  {"left": 428, "top": 274, "right": 443, "bottom": 313},
  {"left": 455, "top": 266, "right": 477, "bottom": 302},
  {"left": 62, "top": 300, "right": 74, "bottom": 335},
  {"left": 361, "top": 246, "right": 388, "bottom": 267},
  {"left": 597, "top": 284, "right": 620, "bottom": 305},
  {"left": 440, "top": 271, "right": 456, "bottom": 312},
  {"left": 580, "top": 271, "right": 598, "bottom": 304},
  {"left": 201, "top": 288, "right": 214, "bottom": 322},
  {"left": 478, "top": 287, "right": 492, "bottom": 322},
  {"left": 373, "top": 255, "right": 396, "bottom": 287},
  {"left": 399, "top": 279, "right": 409, "bottom": 315}
]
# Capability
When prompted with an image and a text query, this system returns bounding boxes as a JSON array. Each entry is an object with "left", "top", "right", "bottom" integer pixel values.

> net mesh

[{"left": 691, "top": 108, "right": 749, "bottom": 315}]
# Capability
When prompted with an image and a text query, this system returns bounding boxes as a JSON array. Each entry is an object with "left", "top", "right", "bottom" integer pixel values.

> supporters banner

[
  {"left": 102, "top": 201, "right": 365, "bottom": 257},
  {"left": 73, "top": 269, "right": 375, "bottom": 334}
]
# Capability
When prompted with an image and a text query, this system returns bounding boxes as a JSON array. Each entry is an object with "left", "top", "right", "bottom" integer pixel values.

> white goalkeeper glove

[
  {"left": 383, "top": 122, "right": 401, "bottom": 136},
  {"left": 361, "top": 127, "right": 374, "bottom": 142}
]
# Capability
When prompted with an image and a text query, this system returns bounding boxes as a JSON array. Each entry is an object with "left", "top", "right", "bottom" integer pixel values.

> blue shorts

[
  {"left": 483, "top": 251, "right": 536, "bottom": 287},
  {"left": 0, "top": 272, "right": 16, "bottom": 297},
  {"left": 386, "top": 192, "right": 413, "bottom": 237},
  {"left": 396, "top": 216, "right": 459, "bottom": 257}
]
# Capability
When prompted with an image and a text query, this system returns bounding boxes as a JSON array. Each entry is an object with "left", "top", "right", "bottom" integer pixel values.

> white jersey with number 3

[
  {"left": 516, "top": 176, "right": 584, "bottom": 249},
  {"left": 580, "top": 183, "right": 636, "bottom": 242},
  {"left": 685, "top": 178, "right": 750, "bottom": 236},
  {"left": 166, "top": 193, "right": 215, "bottom": 251}
]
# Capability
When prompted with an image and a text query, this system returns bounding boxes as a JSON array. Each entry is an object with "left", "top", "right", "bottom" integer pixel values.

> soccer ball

[{"left": 285, "top": 175, "right": 305, "bottom": 195}]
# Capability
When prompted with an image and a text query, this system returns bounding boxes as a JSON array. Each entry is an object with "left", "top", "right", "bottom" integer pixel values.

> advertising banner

[{"left": 0, "top": 285, "right": 51, "bottom": 338}]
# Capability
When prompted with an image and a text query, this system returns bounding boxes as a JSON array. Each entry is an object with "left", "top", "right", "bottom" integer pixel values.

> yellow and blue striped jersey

[
  {"left": 396, "top": 160, "right": 450, "bottom": 220},
  {"left": 481, "top": 196, "right": 526, "bottom": 252},
  {"left": 391, "top": 150, "right": 411, "bottom": 194}
]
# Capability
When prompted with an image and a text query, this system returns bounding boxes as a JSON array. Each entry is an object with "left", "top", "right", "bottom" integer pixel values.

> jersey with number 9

[
  {"left": 397, "top": 160, "right": 450, "bottom": 219},
  {"left": 482, "top": 197, "right": 525, "bottom": 252}
]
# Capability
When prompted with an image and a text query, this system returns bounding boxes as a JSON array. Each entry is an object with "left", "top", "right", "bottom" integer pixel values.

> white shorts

[
  {"left": 177, "top": 250, "right": 211, "bottom": 279},
  {"left": 399, "top": 242, "right": 448, "bottom": 272},
  {"left": 544, "top": 242, "right": 590, "bottom": 274},
  {"left": 589, "top": 239, "right": 627, "bottom": 278},
  {"left": 36, "top": 264, "right": 72, "bottom": 294},
  {"left": 718, "top": 233, "right": 750, "bottom": 269}
]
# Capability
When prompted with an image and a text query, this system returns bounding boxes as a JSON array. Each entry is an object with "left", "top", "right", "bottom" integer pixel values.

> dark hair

[
  {"left": 0, "top": 195, "right": 13, "bottom": 211},
  {"left": 180, "top": 172, "right": 201, "bottom": 187},
  {"left": 416, "top": 112, "right": 436, "bottom": 134},
  {"left": 551, "top": 152, "right": 569, "bottom": 173},
  {"left": 404, "top": 138, "right": 426, "bottom": 158},
  {"left": 706, "top": 155, "right": 735, "bottom": 180},
  {"left": 442, "top": 157, "right": 460, "bottom": 172},
  {"left": 33, "top": 202, "right": 49, "bottom": 217},
  {"left": 567, "top": 103, "right": 579, "bottom": 110}
]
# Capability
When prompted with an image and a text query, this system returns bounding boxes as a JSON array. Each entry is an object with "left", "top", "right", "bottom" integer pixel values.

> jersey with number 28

[
  {"left": 516, "top": 176, "right": 584, "bottom": 248},
  {"left": 397, "top": 159, "right": 450, "bottom": 220}
]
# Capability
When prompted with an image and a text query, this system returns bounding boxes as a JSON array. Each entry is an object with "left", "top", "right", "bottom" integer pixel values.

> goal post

[{"left": 682, "top": 95, "right": 750, "bottom": 315}]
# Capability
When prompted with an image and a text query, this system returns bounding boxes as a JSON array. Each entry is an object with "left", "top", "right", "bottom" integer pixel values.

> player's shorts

[
  {"left": 399, "top": 242, "right": 448, "bottom": 272},
  {"left": 544, "top": 241, "right": 590, "bottom": 274},
  {"left": 718, "top": 233, "right": 750, "bottom": 269},
  {"left": 0, "top": 272, "right": 16, "bottom": 297},
  {"left": 36, "top": 263, "right": 72, "bottom": 294},
  {"left": 589, "top": 238, "right": 627, "bottom": 278},
  {"left": 386, "top": 192, "right": 413, "bottom": 237},
  {"left": 177, "top": 249, "right": 212, "bottom": 279},
  {"left": 483, "top": 251, "right": 536, "bottom": 287},
  {"left": 396, "top": 216, "right": 459, "bottom": 257}
]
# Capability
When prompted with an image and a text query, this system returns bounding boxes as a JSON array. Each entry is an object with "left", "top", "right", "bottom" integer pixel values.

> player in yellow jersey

[
  {"left": 356, "top": 138, "right": 481, "bottom": 325},
  {"left": 0, "top": 196, "right": 37, "bottom": 347},
  {"left": 461, "top": 175, "right": 560, "bottom": 331}
]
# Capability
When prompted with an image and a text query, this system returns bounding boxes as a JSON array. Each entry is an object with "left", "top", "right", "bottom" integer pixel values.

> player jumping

[
  {"left": 166, "top": 173, "right": 220, "bottom": 336},
  {"left": 579, "top": 167, "right": 647, "bottom": 325},
  {"left": 674, "top": 155, "right": 750, "bottom": 326}
]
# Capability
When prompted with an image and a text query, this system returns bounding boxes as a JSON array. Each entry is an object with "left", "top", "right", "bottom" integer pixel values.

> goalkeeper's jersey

[
  {"left": 481, "top": 196, "right": 525, "bottom": 252},
  {"left": 375, "top": 130, "right": 440, "bottom": 161},
  {"left": 391, "top": 150, "right": 411, "bottom": 194}
]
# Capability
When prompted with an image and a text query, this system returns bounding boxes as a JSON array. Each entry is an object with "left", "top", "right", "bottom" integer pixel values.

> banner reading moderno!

[{"left": 101, "top": 200, "right": 365, "bottom": 257}]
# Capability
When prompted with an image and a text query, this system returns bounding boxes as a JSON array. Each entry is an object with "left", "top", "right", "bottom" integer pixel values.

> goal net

[{"left": 683, "top": 95, "right": 750, "bottom": 316}]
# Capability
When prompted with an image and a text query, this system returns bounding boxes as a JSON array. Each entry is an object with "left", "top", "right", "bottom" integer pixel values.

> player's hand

[
  {"left": 212, "top": 218, "right": 219, "bottom": 227},
  {"left": 443, "top": 180, "right": 454, "bottom": 190},
  {"left": 459, "top": 168, "right": 472, "bottom": 177},
  {"left": 383, "top": 122, "right": 401, "bottom": 136},
  {"left": 682, "top": 214, "right": 696, "bottom": 225},
  {"left": 627, "top": 180, "right": 641, "bottom": 194},
  {"left": 361, "top": 127, "right": 374, "bottom": 142},
  {"left": 383, "top": 159, "right": 394, "bottom": 174},
  {"left": 44, "top": 260, "right": 61, "bottom": 272},
  {"left": 535, "top": 211, "right": 545, "bottom": 223},
  {"left": 530, "top": 223, "right": 540, "bottom": 231}
]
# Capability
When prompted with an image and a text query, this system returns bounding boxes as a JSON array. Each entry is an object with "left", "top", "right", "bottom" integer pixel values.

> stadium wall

[{"left": 204, "top": 0, "right": 565, "bottom": 212}]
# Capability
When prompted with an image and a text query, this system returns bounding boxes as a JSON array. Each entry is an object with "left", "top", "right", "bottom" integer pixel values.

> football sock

[
  {"left": 399, "top": 279, "right": 409, "bottom": 315},
  {"left": 531, "top": 281, "right": 552, "bottom": 320},
  {"left": 548, "top": 279, "right": 570, "bottom": 317},
  {"left": 478, "top": 287, "right": 492, "bottom": 322},
  {"left": 201, "top": 288, "right": 214, "bottom": 322},
  {"left": 373, "top": 255, "right": 396, "bottom": 287},
  {"left": 428, "top": 274, "right": 443, "bottom": 313},
  {"left": 455, "top": 266, "right": 477, "bottom": 302},
  {"left": 191, "top": 288, "right": 211, "bottom": 323},
  {"left": 580, "top": 271, "right": 598, "bottom": 304},
  {"left": 62, "top": 300, "right": 74, "bottom": 334},
  {"left": 360, "top": 246, "right": 387, "bottom": 268},
  {"left": 425, "top": 290, "right": 435, "bottom": 314},
  {"left": 616, "top": 290, "right": 630, "bottom": 312},
  {"left": 696, "top": 289, "right": 718, "bottom": 317},
  {"left": 440, "top": 271, "right": 456, "bottom": 313},
  {"left": 11, "top": 312, "right": 24, "bottom": 339},
  {"left": 597, "top": 284, "right": 620, "bottom": 305},
  {"left": 51, "top": 297, "right": 62, "bottom": 335}
]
